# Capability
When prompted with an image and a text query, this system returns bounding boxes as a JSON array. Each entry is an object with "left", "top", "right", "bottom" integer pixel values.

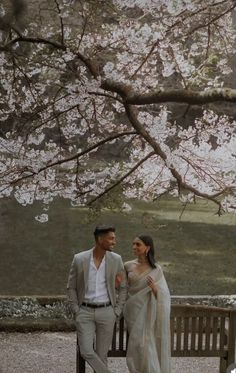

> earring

[{"left": 146, "top": 251, "right": 148, "bottom": 257}]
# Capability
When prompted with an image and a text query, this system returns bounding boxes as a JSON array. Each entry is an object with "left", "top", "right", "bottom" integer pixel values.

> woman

[{"left": 123, "top": 235, "right": 171, "bottom": 373}]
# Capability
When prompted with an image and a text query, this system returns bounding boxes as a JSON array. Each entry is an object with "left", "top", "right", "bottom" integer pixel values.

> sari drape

[{"left": 123, "top": 264, "right": 171, "bottom": 373}]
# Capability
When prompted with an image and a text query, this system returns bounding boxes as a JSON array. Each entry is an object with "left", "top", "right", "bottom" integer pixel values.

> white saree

[{"left": 123, "top": 263, "right": 171, "bottom": 373}]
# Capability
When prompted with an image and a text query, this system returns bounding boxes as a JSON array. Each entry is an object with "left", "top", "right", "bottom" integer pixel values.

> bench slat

[
  {"left": 176, "top": 317, "right": 182, "bottom": 351},
  {"left": 197, "top": 317, "right": 203, "bottom": 350},
  {"left": 170, "top": 316, "right": 174, "bottom": 351},
  {"left": 228, "top": 310, "right": 236, "bottom": 367},
  {"left": 119, "top": 317, "right": 124, "bottom": 351},
  {"left": 171, "top": 350, "right": 228, "bottom": 357},
  {"left": 212, "top": 317, "right": 218, "bottom": 351},
  {"left": 190, "top": 317, "right": 196, "bottom": 351},
  {"left": 125, "top": 331, "right": 129, "bottom": 350},
  {"left": 183, "top": 317, "right": 189, "bottom": 350},
  {"left": 205, "top": 317, "right": 211, "bottom": 352},
  {"left": 111, "top": 322, "right": 117, "bottom": 350},
  {"left": 171, "top": 304, "right": 230, "bottom": 316},
  {"left": 219, "top": 317, "right": 226, "bottom": 351}
]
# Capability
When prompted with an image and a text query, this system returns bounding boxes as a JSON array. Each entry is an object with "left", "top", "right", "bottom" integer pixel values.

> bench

[{"left": 76, "top": 304, "right": 236, "bottom": 373}]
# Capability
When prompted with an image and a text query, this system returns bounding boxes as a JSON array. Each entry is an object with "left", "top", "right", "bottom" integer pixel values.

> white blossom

[
  {"left": 0, "top": 0, "right": 235, "bottom": 213},
  {"left": 35, "top": 214, "right": 49, "bottom": 223}
]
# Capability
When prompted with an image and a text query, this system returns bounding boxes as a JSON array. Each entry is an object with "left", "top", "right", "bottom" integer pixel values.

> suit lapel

[
  {"left": 106, "top": 251, "right": 117, "bottom": 306},
  {"left": 83, "top": 249, "right": 92, "bottom": 289},
  {"left": 106, "top": 251, "right": 113, "bottom": 295}
]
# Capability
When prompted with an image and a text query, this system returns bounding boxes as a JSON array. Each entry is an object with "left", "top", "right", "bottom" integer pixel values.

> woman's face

[{"left": 132, "top": 237, "right": 149, "bottom": 257}]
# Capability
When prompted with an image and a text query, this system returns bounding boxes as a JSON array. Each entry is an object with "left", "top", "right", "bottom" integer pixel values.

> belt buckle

[
  {"left": 94, "top": 301, "right": 109, "bottom": 308},
  {"left": 82, "top": 301, "right": 110, "bottom": 308},
  {"left": 96, "top": 302, "right": 108, "bottom": 308}
]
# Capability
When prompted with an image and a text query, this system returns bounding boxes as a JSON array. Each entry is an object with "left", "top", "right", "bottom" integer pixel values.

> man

[{"left": 67, "top": 225, "right": 127, "bottom": 373}]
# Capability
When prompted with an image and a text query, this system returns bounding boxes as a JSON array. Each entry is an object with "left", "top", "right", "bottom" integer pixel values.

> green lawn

[{"left": 0, "top": 197, "right": 235, "bottom": 295}]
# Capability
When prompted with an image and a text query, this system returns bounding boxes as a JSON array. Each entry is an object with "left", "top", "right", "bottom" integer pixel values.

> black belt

[{"left": 82, "top": 301, "right": 111, "bottom": 308}]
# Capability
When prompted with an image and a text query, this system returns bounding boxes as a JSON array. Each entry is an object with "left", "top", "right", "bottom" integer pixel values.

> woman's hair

[{"left": 138, "top": 235, "right": 157, "bottom": 268}]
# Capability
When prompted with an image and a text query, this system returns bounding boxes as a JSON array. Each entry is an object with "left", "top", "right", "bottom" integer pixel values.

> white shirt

[{"left": 84, "top": 252, "right": 110, "bottom": 303}]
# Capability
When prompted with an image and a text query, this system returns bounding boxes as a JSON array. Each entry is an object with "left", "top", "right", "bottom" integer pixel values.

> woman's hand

[{"left": 147, "top": 275, "right": 157, "bottom": 297}]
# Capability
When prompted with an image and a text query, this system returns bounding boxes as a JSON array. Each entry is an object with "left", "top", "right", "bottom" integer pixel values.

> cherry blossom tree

[{"left": 0, "top": 0, "right": 236, "bottom": 221}]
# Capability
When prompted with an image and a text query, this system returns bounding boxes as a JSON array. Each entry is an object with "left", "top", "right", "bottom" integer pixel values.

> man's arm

[
  {"left": 67, "top": 255, "right": 80, "bottom": 316},
  {"left": 114, "top": 257, "right": 127, "bottom": 317}
]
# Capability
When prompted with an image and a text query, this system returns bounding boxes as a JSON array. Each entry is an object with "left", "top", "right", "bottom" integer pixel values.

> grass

[{"left": 0, "top": 197, "right": 235, "bottom": 296}]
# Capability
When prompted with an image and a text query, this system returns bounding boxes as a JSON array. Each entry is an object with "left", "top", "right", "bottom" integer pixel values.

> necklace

[{"left": 137, "top": 257, "right": 148, "bottom": 264}]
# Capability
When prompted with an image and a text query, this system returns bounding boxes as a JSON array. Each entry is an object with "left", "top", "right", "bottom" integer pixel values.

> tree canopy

[{"left": 0, "top": 0, "right": 236, "bottom": 220}]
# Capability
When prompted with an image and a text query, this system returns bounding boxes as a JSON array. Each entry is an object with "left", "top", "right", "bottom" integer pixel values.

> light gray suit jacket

[{"left": 67, "top": 249, "right": 127, "bottom": 317}]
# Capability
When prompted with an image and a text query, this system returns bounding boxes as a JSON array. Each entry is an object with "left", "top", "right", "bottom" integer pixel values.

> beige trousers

[{"left": 76, "top": 305, "right": 116, "bottom": 373}]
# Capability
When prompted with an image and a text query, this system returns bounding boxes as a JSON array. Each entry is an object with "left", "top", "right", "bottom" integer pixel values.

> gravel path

[{"left": 0, "top": 332, "right": 220, "bottom": 373}]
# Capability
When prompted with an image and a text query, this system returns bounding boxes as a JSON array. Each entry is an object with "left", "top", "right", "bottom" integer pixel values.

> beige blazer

[{"left": 67, "top": 249, "right": 127, "bottom": 317}]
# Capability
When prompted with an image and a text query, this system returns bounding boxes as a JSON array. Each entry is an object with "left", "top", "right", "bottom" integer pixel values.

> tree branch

[
  {"left": 188, "top": 2, "right": 236, "bottom": 36},
  {"left": 125, "top": 88, "right": 236, "bottom": 105},
  {"left": 123, "top": 103, "right": 225, "bottom": 210},
  {"left": 54, "top": 0, "right": 65, "bottom": 45},
  {"left": 88, "top": 90, "right": 123, "bottom": 103},
  {"left": 0, "top": 33, "right": 98, "bottom": 78},
  {"left": 100, "top": 79, "right": 236, "bottom": 106},
  {"left": 10, "top": 131, "right": 137, "bottom": 185},
  {"left": 3, "top": 33, "right": 236, "bottom": 107},
  {"left": 0, "top": 35, "right": 66, "bottom": 51},
  {"left": 87, "top": 151, "right": 155, "bottom": 206}
]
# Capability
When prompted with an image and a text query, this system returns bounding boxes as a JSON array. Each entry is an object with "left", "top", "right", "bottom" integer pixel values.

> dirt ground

[{"left": 0, "top": 331, "right": 222, "bottom": 373}]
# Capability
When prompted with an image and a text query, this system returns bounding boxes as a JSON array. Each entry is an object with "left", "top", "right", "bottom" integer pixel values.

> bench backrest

[
  {"left": 107, "top": 305, "right": 235, "bottom": 357},
  {"left": 77, "top": 305, "right": 236, "bottom": 373},
  {"left": 170, "top": 305, "right": 235, "bottom": 357}
]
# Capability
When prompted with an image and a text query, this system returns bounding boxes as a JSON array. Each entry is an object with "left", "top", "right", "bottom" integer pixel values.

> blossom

[{"left": 0, "top": 0, "right": 235, "bottom": 214}]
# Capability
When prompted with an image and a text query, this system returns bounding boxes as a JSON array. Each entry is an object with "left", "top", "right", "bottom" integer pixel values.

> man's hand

[{"left": 115, "top": 272, "right": 124, "bottom": 289}]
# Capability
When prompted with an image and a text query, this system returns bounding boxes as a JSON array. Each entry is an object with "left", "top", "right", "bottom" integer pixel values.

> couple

[{"left": 67, "top": 225, "right": 171, "bottom": 373}]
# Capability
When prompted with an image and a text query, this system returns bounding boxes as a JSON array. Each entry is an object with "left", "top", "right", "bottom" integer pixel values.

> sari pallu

[{"left": 123, "top": 264, "right": 171, "bottom": 373}]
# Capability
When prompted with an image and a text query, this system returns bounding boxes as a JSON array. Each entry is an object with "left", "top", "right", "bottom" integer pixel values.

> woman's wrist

[{"left": 152, "top": 287, "right": 157, "bottom": 297}]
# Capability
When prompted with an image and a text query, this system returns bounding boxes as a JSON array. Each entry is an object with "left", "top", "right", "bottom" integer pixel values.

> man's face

[{"left": 98, "top": 231, "right": 116, "bottom": 251}]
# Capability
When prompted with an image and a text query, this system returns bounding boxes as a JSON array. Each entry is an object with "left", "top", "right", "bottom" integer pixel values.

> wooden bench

[{"left": 76, "top": 305, "right": 236, "bottom": 373}]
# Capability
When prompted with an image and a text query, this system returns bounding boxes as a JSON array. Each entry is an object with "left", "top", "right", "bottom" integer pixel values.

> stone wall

[{"left": 0, "top": 295, "right": 235, "bottom": 332}]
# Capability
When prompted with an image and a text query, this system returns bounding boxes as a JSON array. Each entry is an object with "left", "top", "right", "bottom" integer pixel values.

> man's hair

[{"left": 94, "top": 225, "right": 115, "bottom": 240}]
